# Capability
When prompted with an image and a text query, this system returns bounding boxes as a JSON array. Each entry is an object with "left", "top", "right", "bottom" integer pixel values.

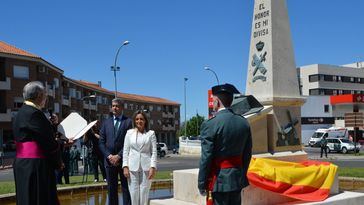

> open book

[{"left": 57, "top": 112, "right": 97, "bottom": 140}]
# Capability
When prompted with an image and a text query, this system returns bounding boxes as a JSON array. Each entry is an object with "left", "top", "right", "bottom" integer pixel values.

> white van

[{"left": 308, "top": 127, "right": 348, "bottom": 147}]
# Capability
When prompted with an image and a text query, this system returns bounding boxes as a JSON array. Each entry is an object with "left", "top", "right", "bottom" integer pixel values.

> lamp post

[
  {"left": 184, "top": 77, "right": 188, "bottom": 137},
  {"left": 204, "top": 66, "right": 220, "bottom": 85},
  {"left": 111, "top": 40, "right": 130, "bottom": 98}
]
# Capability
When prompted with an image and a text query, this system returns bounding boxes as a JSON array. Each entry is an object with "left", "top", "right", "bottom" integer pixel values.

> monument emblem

[{"left": 252, "top": 41, "right": 267, "bottom": 82}]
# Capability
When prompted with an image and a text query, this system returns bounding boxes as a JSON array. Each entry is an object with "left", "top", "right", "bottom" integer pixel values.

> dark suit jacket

[
  {"left": 99, "top": 115, "right": 132, "bottom": 167},
  {"left": 198, "top": 108, "right": 252, "bottom": 193}
]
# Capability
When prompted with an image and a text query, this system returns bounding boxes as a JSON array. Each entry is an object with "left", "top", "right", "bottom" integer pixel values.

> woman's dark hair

[{"left": 132, "top": 110, "right": 149, "bottom": 131}]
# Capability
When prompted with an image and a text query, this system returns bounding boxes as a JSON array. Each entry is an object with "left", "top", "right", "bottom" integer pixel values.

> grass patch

[
  {"left": 338, "top": 167, "right": 364, "bottom": 178},
  {"left": 0, "top": 171, "right": 172, "bottom": 195}
]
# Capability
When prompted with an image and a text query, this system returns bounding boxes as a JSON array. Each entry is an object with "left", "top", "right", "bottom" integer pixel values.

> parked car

[
  {"left": 326, "top": 138, "right": 361, "bottom": 154},
  {"left": 157, "top": 142, "right": 168, "bottom": 157},
  {"left": 309, "top": 127, "right": 348, "bottom": 147}
]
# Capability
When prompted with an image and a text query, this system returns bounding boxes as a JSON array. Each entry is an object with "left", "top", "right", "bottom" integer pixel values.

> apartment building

[
  {"left": 298, "top": 62, "right": 364, "bottom": 144},
  {"left": 0, "top": 41, "right": 180, "bottom": 152}
]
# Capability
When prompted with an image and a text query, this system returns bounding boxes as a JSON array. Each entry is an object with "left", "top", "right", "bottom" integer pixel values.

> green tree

[{"left": 179, "top": 114, "right": 205, "bottom": 137}]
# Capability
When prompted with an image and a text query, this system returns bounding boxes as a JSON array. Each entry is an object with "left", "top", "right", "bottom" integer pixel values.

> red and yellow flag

[{"left": 247, "top": 158, "right": 337, "bottom": 202}]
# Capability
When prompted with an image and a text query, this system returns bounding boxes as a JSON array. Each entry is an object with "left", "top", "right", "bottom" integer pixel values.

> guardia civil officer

[{"left": 198, "top": 83, "right": 252, "bottom": 205}]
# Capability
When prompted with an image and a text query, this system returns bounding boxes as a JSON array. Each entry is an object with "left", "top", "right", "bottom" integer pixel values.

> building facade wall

[
  {"left": 0, "top": 54, "right": 180, "bottom": 152},
  {"left": 299, "top": 63, "right": 364, "bottom": 144}
]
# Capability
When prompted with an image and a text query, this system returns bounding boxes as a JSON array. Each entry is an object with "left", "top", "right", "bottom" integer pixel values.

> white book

[{"left": 57, "top": 112, "right": 97, "bottom": 140}]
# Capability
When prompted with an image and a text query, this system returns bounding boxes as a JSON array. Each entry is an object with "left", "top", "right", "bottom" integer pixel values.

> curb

[{"left": 0, "top": 179, "right": 173, "bottom": 202}]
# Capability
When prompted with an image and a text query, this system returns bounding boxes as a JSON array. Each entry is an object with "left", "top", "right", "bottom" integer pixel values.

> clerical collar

[
  {"left": 217, "top": 107, "right": 227, "bottom": 112},
  {"left": 24, "top": 100, "right": 41, "bottom": 110}
]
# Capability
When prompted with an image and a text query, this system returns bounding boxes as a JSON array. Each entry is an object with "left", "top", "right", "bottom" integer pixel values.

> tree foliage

[{"left": 179, "top": 114, "right": 205, "bottom": 137}]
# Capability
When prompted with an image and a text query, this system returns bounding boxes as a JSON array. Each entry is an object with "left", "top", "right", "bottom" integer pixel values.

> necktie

[{"left": 114, "top": 117, "right": 121, "bottom": 135}]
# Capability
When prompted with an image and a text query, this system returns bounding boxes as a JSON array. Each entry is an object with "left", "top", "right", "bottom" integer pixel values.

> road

[
  {"left": 0, "top": 153, "right": 200, "bottom": 182},
  {"left": 2, "top": 148, "right": 364, "bottom": 181},
  {"left": 304, "top": 146, "right": 364, "bottom": 168}
]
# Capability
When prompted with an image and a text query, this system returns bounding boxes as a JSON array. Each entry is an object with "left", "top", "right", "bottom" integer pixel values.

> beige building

[{"left": 0, "top": 41, "right": 180, "bottom": 152}]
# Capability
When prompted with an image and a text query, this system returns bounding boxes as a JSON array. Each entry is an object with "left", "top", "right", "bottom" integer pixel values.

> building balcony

[
  {"left": 162, "top": 112, "right": 168, "bottom": 118},
  {"left": 0, "top": 77, "right": 11, "bottom": 90},
  {"left": 168, "top": 112, "right": 175, "bottom": 118},
  {"left": 162, "top": 112, "right": 175, "bottom": 118},
  {"left": 162, "top": 124, "right": 176, "bottom": 131},
  {"left": 0, "top": 109, "right": 12, "bottom": 122},
  {"left": 62, "top": 95, "right": 71, "bottom": 106}
]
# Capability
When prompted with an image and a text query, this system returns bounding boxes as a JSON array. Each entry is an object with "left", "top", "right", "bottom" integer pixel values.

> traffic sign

[{"left": 344, "top": 112, "right": 364, "bottom": 127}]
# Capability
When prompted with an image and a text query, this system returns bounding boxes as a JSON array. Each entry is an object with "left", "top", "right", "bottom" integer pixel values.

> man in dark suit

[
  {"left": 198, "top": 84, "right": 252, "bottom": 205},
  {"left": 99, "top": 98, "right": 132, "bottom": 205}
]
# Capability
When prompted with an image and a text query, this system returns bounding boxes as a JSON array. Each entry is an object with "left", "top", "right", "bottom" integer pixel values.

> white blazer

[{"left": 122, "top": 128, "right": 157, "bottom": 171}]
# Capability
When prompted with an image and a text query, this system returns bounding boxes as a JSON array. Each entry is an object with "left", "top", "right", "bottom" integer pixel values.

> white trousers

[{"left": 128, "top": 170, "right": 151, "bottom": 205}]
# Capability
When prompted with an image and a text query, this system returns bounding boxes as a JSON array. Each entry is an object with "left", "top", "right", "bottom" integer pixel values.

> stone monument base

[{"left": 149, "top": 152, "right": 364, "bottom": 205}]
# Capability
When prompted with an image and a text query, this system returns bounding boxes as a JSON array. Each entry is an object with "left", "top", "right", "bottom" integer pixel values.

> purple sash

[{"left": 16, "top": 141, "right": 45, "bottom": 158}]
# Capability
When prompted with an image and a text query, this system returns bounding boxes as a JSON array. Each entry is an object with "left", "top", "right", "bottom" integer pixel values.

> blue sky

[{"left": 1, "top": 0, "right": 364, "bottom": 120}]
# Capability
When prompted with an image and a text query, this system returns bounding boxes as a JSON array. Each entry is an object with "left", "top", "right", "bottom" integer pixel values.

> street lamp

[
  {"left": 204, "top": 66, "right": 220, "bottom": 85},
  {"left": 184, "top": 77, "right": 188, "bottom": 137},
  {"left": 111, "top": 40, "right": 130, "bottom": 98}
]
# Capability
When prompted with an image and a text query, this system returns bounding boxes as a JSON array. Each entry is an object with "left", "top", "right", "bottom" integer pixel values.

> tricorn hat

[{"left": 211, "top": 83, "right": 240, "bottom": 95}]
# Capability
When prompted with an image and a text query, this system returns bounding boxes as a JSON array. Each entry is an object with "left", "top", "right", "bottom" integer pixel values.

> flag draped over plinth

[{"left": 247, "top": 158, "right": 338, "bottom": 202}]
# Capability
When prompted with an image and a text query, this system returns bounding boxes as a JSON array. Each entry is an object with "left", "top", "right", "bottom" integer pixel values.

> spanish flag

[{"left": 247, "top": 158, "right": 337, "bottom": 201}]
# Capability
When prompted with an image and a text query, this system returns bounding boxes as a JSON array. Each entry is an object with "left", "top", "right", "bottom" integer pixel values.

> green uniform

[{"left": 198, "top": 108, "right": 252, "bottom": 205}]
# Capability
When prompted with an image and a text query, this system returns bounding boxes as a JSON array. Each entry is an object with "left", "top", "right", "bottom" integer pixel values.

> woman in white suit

[{"left": 123, "top": 110, "right": 157, "bottom": 205}]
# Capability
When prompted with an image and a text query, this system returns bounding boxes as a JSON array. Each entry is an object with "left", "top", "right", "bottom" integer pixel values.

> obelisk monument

[{"left": 246, "top": 0, "right": 305, "bottom": 153}]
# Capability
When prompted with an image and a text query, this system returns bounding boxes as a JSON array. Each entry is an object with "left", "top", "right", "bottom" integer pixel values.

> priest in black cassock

[{"left": 13, "top": 81, "right": 63, "bottom": 205}]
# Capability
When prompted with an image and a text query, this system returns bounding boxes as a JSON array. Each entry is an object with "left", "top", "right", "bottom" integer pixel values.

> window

[
  {"left": 0, "top": 58, "right": 5, "bottom": 81},
  {"left": 76, "top": 91, "right": 81, "bottom": 99},
  {"left": 324, "top": 89, "right": 333, "bottom": 95},
  {"left": 324, "top": 105, "right": 329, "bottom": 113},
  {"left": 150, "top": 119, "right": 154, "bottom": 125},
  {"left": 174, "top": 107, "right": 178, "bottom": 113},
  {"left": 96, "top": 96, "right": 102, "bottom": 104},
  {"left": 54, "top": 78, "right": 59, "bottom": 88},
  {"left": 309, "top": 89, "right": 319, "bottom": 95},
  {"left": 103, "top": 97, "right": 108, "bottom": 105},
  {"left": 343, "top": 90, "right": 351, "bottom": 94},
  {"left": 157, "top": 106, "right": 161, "bottom": 111},
  {"left": 124, "top": 103, "right": 128, "bottom": 109},
  {"left": 0, "top": 91, "right": 6, "bottom": 113},
  {"left": 69, "top": 88, "right": 76, "bottom": 98},
  {"left": 309, "top": 74, "right": 319, "bottom": 82},
  {"left": 149, "top": 105, "right": 154, "bottom": 111},
  {"left": 13, "top": 65, "right": 29, "bottom": 79},
  {"left": 323, "top": 75, "right": 334, "bottom": 81}
]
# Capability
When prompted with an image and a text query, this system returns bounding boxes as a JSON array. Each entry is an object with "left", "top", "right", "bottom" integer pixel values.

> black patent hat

[{"left": 211, "top": 83, "right": 240, "bottom": 95}]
